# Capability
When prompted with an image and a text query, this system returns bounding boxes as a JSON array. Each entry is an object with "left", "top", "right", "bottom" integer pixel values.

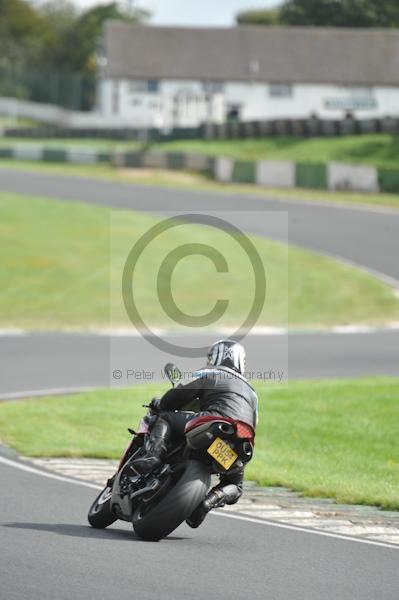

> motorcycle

[{"left": 88, "top": 363, "right": 255, "bottom": 541}]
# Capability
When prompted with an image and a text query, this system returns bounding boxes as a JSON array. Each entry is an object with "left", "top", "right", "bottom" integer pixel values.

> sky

[{"left": 72, "top": 0, "right": 278, "bottom": 26}]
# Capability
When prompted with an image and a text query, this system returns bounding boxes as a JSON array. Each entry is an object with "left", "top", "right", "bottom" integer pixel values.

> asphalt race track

[
  {"left": 1, "top": 329, "right": 399, "bottom": 397},
  {"left": 1, "top": 169, "right": 399, "bottom": 283},
  {"left": 1, "top": 169, "right": 399, "bottom": 599},
  {"left": 1, "top": 456, "right": 398, "bottom": 600},
  {"left": 0, "top": 168, "right": 398, "bottom": 396}
]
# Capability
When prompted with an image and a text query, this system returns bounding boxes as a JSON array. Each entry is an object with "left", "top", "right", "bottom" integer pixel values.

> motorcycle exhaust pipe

[
  {"left": 216, "top": 423, "right": 235, "bottom": 437},
  {"left": 242, "top": 442, "right": 253, "bottom": 460}
]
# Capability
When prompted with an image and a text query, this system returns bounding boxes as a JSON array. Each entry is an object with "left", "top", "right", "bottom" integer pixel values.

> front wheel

[
  {"left": 132, "top": 460, "right": 210, "bottom": 541},
  {"left": 88, "top": 485, "right": 117, "bottom": 529}
]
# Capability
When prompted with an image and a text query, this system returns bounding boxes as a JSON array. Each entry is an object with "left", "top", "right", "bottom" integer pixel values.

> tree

[
  {"left": 0, "top": 1, "right": 149, "bottom": 108},
  {"left": 280, "top": 0, "right": 399, "bottom": 27},
  {"left": 39, "top": 0, "right": 77, "bottom": 39},
  {"left": 236, "top": 0, "right": 399, "bottom": 28},
  {"left": 0, "top": 0, "right": 149, "bottom": 73},
  {"left": 42, "top": 2, "right": 149, "bottom": 74},
  {"left": 0, "top": 0, "right": 52, "bottom": 69},
  {"left": 42, "top": 1, "right": 149, "bottom": 109},
  {"left": 236, "top": 8, "right": 281, "bottom": 26}
]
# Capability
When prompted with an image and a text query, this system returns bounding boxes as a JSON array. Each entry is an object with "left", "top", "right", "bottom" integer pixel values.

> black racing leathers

[
  {"left": 157, "top": 366, "right": 258, "bottom": 505},
  {"left": 159, "top": 366, "right": 258, "bottom": 429}
]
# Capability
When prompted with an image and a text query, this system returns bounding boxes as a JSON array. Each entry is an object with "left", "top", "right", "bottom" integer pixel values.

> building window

[
  {"left": 112, "top": 81, "right": 119, "bottom": 114},
  {"left": 203, "top": 82, "right": 224, "bottom": 94},
  {"left": 325, "top": 96, "right": 377, "bottom": 111},
  {"left": 347, "top": 87, "right": 373, "bottom": 98},
  {"left": 129, "top": 81, "right": 145, "bottom": 93},
  {"left": 227, "top": 105, "right": 241, "bottom": 123},
  {"left": 129, "top": 80, "right": 160, "bottom": 94},
  {"left": 147, "top": 79, "right": 159, "bottom": 93},
  {"left": 269, "top": 84, "right": 293, "bottom": 98},
  {"left": 324, "top": 86, "right": 377, "bottom": 111}
]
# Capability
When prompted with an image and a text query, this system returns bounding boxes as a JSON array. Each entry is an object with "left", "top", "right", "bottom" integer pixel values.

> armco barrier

[
  {"left": 112, "top": 151, "right": 143, "bottom": 168},
  {"left": 378, "top": 169, "right": 399, "bottom": 194},
  {"left": 166, "top": 152, "right": 186, "bottom": 170},
  {"left": 0, "top": 147, "right": 13, "bottom": 158},
  {"left": 214, "top": 157, "right": 234, "bottom": 183},
  {"left": 67, "top": 148, "right": 100, "bottom": 164},
  {"left": 1, "top": 144, "right": 398, "bottom": 195},
  {"left": 42, "top": 148, "right": 68, "bottom": 162},
  {"left": 14, "top": 146, "right": 42, "bottom": 161},
  {"left": 184, "top": 153, "right": 211, "bottom": 172},
  {"left": 257, "top": 160, "right": 295, "bottom": 188},
  {"left": 142, "top": 151, "right": 168, "bottom": 169},
  {"left": 232, "top": 161, "right": 256, "bottom": 184},
  {"left": 328, "top": 162, "right": 378, "bottom": 193},
  {"left": 296, "top": 163, "right": 328, "bottom": 190}
]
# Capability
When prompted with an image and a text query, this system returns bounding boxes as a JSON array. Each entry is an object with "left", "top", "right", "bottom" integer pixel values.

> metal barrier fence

[
  {"left": 1, "top": 145, "right": 398, "bottom": 194},
  {"left": 0, "top": 68, "right": 95, "bottom": 111}
]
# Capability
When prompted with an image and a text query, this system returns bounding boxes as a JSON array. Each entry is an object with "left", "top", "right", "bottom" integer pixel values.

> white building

[{"left": 99, "top": 23, "right": 399, "bottom": 129}]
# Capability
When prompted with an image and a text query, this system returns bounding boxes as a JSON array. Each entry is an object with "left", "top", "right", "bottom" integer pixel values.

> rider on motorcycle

[{"left": 132, "top": 339, "right": 258, "bottom": 528}]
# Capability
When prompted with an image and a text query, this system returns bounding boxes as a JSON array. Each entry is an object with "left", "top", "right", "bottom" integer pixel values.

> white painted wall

[
  {"left": 216, "top": 82, "right": 399, "bottom": 120},
  {"left": 99, "top": 79, "right": 225, "bottom": 128},
  {"left": 100, "top": 77, "right": 399, "bottom": 126},
  {"left": 3, "top": 79, "right": 399, "bottom": 131}
]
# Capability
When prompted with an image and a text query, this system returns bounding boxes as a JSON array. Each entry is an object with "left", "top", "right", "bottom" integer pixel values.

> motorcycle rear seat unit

[
  {"left": 184, "top": 415, "right": 255, "bottom": 452},
  {"left": 185, "top": 415, "right": 254, "bottom": 439}
]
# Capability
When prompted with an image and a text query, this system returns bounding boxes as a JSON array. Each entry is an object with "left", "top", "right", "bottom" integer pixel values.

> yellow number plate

[{"left": 207, "top": 437, "right": 238, "bottom": 470}]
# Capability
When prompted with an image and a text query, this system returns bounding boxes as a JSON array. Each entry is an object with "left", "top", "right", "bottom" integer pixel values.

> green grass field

[
  {"left": 0, "top": 117, "right": 38, "bottom": 129},
  {"left": 1, "top": 192, "right": 399, "bottom": 329},
  {"left": 2, "top": 160, "right": 399, "bottom": 210},
  {"left": 153, "top": 134, "right": 399, "bottom": 170},
  {"left": 1, "top": 377, "right": 397, "bottom": 509}
]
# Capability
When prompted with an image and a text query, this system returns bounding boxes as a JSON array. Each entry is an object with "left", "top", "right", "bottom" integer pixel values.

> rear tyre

[
  {"left": 132, "top": 460, "right": 210, "bottom": 541},
  {"left": 88, "top": 485, "right": 117, "bottom": 529}
]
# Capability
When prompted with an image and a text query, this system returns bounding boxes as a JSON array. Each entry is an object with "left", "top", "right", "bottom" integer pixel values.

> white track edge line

[
  {"left": 1, "top": 323, "right": 399, "bottom": 338},
  {"left": 0, "top": 456, "right": 101, "bottom": 490},
  {"left": 211, "top": 511, "right": 399, "bottom": 550},
  {"left": 0, "top": 387, "right": 98, "bottom": 401},
  {"left": 1, "top": 455, "right": 397, "bottom": 550}
]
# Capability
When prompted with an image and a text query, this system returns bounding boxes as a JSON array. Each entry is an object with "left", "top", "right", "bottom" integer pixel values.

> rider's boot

[
  {"left": 186, "top": 484, "right": 242, "bottom": 528},
  {"left": 131, "top": 418, "right": 171, "bottom": 474}
]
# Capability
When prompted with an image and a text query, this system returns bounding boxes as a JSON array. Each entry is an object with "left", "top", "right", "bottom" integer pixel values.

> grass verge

[
  {"left": 1, "top": 377, "right": 398, "bottom": 509},
  {"left": 2, "top": 192, "right": 399, "bottom": 329},
  {"left": 1, "top": 160, "right": 399, "bottom": 210}
]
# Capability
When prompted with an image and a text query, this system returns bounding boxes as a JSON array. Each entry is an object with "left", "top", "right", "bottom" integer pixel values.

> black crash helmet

[{"left": 206, "top": 339, "right": 246, "bottom": 375}]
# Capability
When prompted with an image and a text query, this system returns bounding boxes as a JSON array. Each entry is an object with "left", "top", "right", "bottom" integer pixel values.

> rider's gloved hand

[{"left": 149, "top": 397, "right": 161, "bottom": 412}]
